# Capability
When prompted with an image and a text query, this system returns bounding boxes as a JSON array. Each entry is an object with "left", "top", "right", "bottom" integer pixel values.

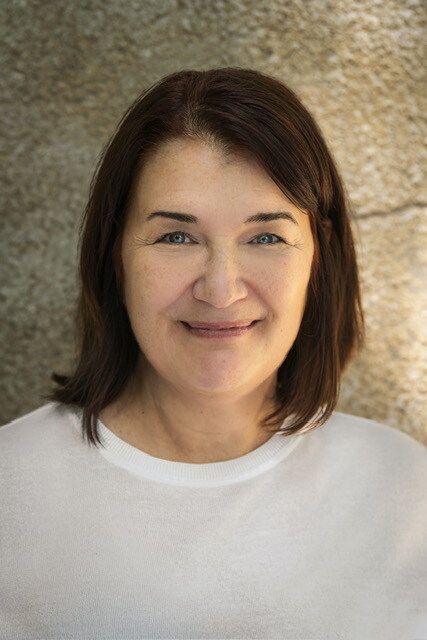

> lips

[
  {"left": 181, "top": 321, "right": 259, "bottom": 338},
  {"left": 183, "top": 320, "right": 257, "bottom": 330}
]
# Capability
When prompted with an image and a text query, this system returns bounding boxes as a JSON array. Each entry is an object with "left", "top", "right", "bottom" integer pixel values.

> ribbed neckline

[{"left": 67, "top": 406, "right": 304, "bottom": 487}]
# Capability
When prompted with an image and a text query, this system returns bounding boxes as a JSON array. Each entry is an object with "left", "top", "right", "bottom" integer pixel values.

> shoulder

[
  {"left": 0, "top": 401, "right": 81, "bottom": 462},
  {"left": 317, "top": 410, "right": 427, "bottom": 488},
  {"left": 326, "top": 410, "right": 426, "bottom": 456}
]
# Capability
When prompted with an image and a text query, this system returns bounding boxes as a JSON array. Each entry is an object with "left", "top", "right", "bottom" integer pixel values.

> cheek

[
  {"left": 123, "top": 251, "right": 311, "bottom": 322},
  {"left": 124, "top": 259, "right": 176, "bottom": 313},
  {"left": 268, "top": 262, "right": 311, "bottom": 306},
  {"left": 267, "top": 269, "right": 312, "bottom": 346}
]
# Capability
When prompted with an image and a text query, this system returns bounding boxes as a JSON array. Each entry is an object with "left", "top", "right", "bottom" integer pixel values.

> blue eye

[
  {"left": 155, "top": 231, "right": 287, "bottom": 245},
  {"left": 254, "top": 233, "right": 285, "bottom": 245}
]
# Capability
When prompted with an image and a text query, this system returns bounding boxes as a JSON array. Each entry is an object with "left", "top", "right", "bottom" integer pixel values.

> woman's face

[{"left": 118, "top": 137, "right": 315, "bottom": 398}]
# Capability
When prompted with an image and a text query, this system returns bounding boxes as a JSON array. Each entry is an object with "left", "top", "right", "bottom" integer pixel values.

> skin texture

[{"left": 99, "top": 137, "right": 316, "bottom": 463}]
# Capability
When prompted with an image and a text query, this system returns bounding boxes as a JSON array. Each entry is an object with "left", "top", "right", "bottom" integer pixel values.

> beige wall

[{"left": 1, "top": 0, "right": 426, "bottom": 444}]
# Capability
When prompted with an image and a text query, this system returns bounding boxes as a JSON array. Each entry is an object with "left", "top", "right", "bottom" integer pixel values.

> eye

[
  {"left": 252, "top": 233, "right": 286, "bottom": 246},
  {"left": 155, "top": 231, "right": 288, "bottom": 246}
]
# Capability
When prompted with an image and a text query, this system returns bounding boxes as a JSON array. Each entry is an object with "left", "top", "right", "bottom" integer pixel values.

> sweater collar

[{"left": 69, "top": 407, "right": 303, "bottom": 487}]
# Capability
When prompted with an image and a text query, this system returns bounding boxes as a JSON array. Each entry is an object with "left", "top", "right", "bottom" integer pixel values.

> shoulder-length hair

[{"left": 42, "top": 66, "right": 366, "bottom": 449}]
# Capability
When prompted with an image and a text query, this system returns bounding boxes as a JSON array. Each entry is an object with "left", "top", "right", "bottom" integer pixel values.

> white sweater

[{"left": 0, "top": 401, "right": 426, "bottom": 640}]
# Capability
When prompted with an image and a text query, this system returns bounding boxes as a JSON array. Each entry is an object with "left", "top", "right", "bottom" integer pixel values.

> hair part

[{"left": 42, "top": 66, "right": 366, "bottom": 448}]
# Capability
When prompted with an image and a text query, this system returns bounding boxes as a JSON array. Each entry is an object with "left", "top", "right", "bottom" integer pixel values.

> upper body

[
  {"left": 1, "top": 401, "right": 426, "bottom": 640},
  {"left": 4, "top": 71, "right": 425, "bottom": 640}
]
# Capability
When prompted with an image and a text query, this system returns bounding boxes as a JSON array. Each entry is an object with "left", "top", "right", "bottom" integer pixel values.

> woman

[{"left": 1, "top": 67, "right": 425, "bottom": 640}]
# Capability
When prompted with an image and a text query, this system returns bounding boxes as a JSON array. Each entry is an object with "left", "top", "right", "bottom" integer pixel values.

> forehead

[
  {"left": 137, "top": 139, "right": 276, "bottom": 194},
  {"left": 130, "top": 137, "right": 311, "bottom": 228}
]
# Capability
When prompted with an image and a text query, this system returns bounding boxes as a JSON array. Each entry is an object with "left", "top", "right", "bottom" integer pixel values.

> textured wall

[{"left": 1, "top": 0, "right": 426, "bottom": 444}]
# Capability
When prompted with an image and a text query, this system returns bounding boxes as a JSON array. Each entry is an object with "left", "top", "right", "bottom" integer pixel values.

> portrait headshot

[{"left": 1, "top": 2, "right": 426, "bottom": 639}]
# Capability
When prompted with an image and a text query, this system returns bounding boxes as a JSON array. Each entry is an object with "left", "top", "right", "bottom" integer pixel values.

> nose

[{"left": 191, "top": 248, "right": 250, "bottom": 309}]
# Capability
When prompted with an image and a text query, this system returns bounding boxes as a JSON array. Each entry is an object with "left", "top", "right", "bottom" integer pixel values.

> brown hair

[{"left": 42, "top": 66, "right": 366, "bottom": 448}]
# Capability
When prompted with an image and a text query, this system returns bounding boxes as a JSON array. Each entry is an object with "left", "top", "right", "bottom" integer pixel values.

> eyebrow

[{"left": 145, "top": 210, "right": 299, "bottom": 226}]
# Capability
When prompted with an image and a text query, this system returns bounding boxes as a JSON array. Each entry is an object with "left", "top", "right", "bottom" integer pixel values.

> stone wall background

[{"left": 1, "top": 0, "right": 426, "bottom": 444}]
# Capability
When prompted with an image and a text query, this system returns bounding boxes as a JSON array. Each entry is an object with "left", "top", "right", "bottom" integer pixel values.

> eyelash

[{"left": 154, "top": 231, "right": 289, "bottom": 247}]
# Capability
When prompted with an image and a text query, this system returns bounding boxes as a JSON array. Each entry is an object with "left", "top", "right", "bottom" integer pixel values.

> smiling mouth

[
  {"left": 182, "top": 320, "right": 258, "bottom": 330},
  {"left": 180, "top": 320, "right": 260, "bottom": 337}
]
